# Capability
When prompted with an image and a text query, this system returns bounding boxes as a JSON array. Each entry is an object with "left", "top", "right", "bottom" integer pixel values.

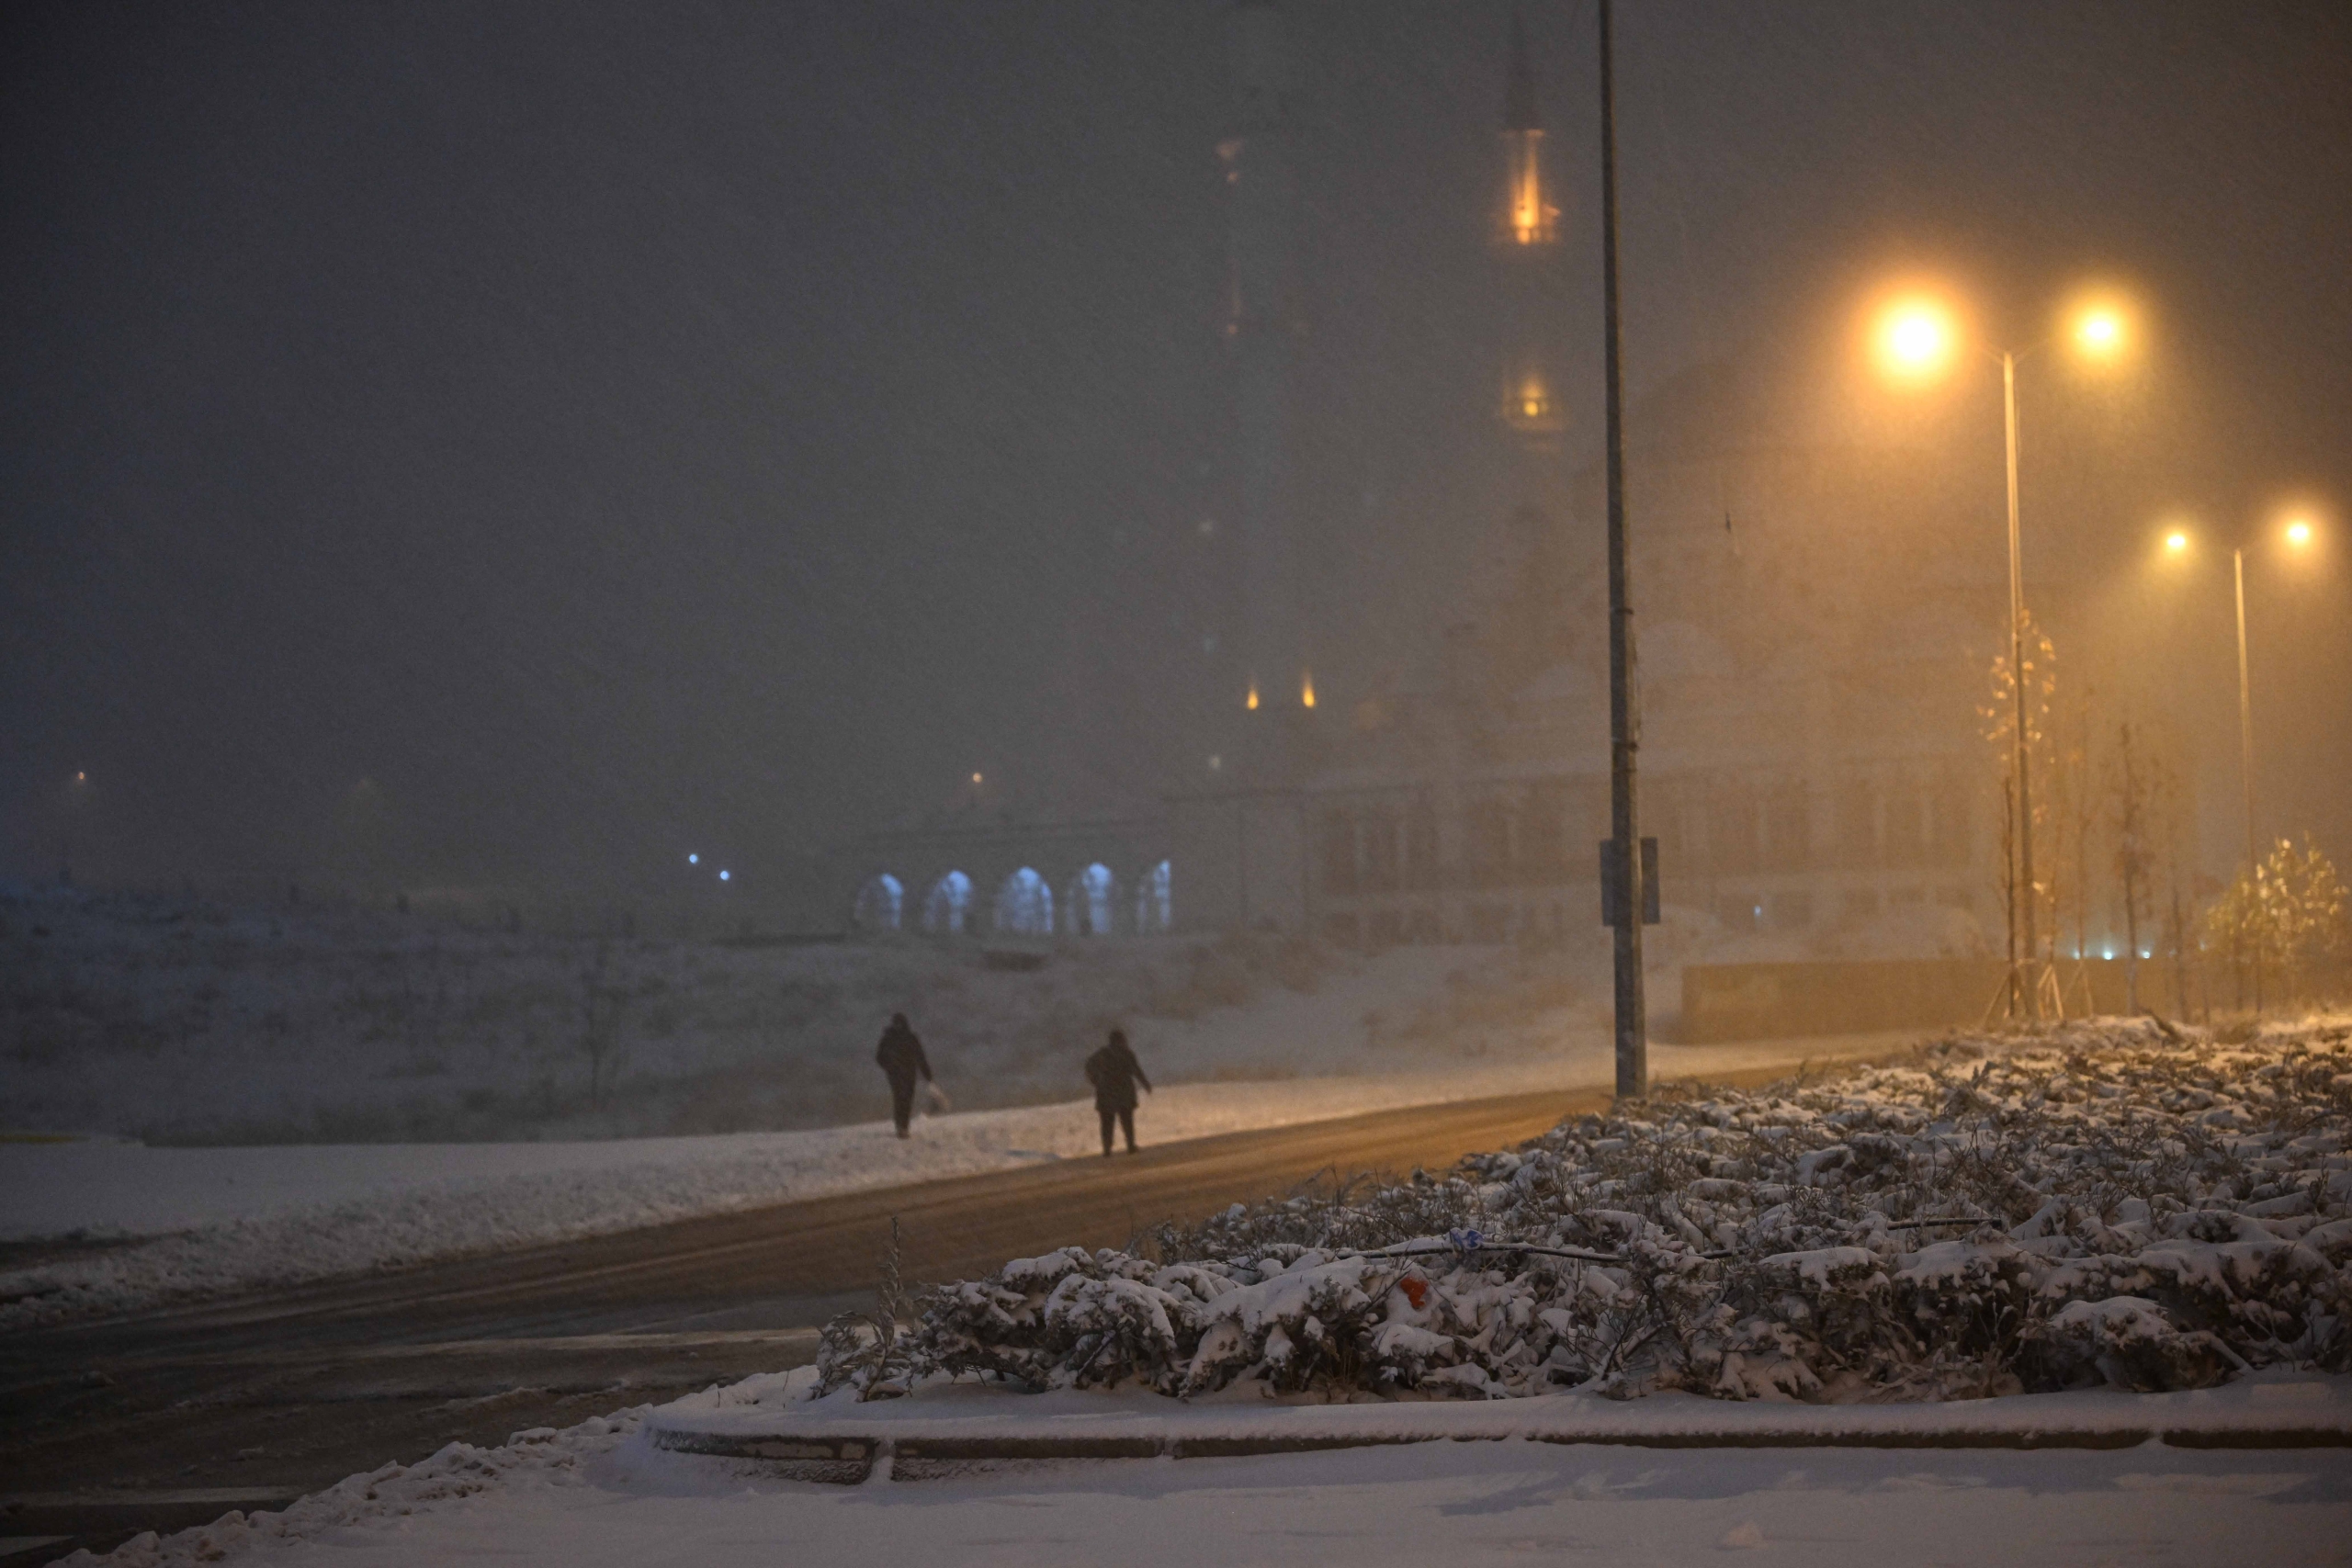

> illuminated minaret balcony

[
  {"left": 1495, "top": 16, "right": 1557, "bottom": 250},
  {"left": 1503, "top": 130, "right": 1556, "bottom": 248},
  {"left": 1501, "top": 361, "right": 1566, "bottom": 439}
]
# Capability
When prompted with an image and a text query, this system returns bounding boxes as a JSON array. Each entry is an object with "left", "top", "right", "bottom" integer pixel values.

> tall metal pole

[
  {"left": 2233, "top": 547, "right": 2256, "bottom": 874},
  {"left": 1599, "top": 0, "right": 1645, "bottom": 1100},
  {"left": 2003, "top": 350, "right": 2038, "bottom": 1010},
  {"left": 2234, "top": 545, "right": 2262, "bottom": 1012}
]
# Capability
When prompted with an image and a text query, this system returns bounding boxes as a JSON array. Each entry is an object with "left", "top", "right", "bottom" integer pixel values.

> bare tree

[
  {"left": 1978, "top": 615, "right": 2060, "bottom": 1013},
  {"left": 2109, "top": 721, "right": 2154, "bottom": 1013}
]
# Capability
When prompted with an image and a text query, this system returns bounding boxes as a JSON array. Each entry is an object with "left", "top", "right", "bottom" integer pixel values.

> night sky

[{"left": 5, "top": 1, "right": 2347, "bottom": 900}]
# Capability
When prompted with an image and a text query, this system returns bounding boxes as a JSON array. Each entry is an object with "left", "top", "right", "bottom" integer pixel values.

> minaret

[
  {"left": 1220, "top": 0, "right": 1307, "bottom": 743},
  {"left": 1484, "top": 13, "right": 1574, "bottom": 692},
  {"left": 1495, "top": 14, "right": 1564, "bottom": 451}
]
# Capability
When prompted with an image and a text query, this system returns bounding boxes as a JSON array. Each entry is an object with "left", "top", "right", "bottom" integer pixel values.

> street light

[
  {"left": 2158, "top": 512, "right": 2327, "bottom": 898},
  {"left": 1876, "top": 299, "right": 1957, "bottom": 381},
  {"left": 1871, "top": 288, "right": 2133, "bottom": 1018}
]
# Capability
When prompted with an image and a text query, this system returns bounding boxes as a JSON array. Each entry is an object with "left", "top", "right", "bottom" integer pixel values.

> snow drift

[{"left": 823, "top": 1018, "right": 2352, "bottom": 1403}]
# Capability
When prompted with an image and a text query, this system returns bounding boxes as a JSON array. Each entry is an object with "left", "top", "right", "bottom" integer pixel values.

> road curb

[{"left": 643, "top": 1414, "right": 2352, "bottom": 1482}]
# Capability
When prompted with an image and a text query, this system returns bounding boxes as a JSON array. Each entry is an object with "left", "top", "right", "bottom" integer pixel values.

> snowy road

[
  {"left": 3, "top": 1036, "right": 1928, "bottom": 1562},
  {"left": 6, "top": 1084, "right": 1612, "bottom": 1561}
]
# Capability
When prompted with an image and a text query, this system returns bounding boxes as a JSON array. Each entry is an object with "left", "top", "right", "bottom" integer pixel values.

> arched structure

[
  {"left": 995, "top": 867, "right": 1053, "bottom": 935},
  {"left": 852, "top": 873, "right": 903, "bottom": 931},
  {"left": 1134, "top": 859, "right": 1172, "bottom": 933},
  {"left": 849, "top": 807, "right": 1176, "bottom": 941},
  {"left": 1063, "top": 863, "right": 1116, "bottom": 935},
  {"left": 922, "top": 870, "right": 974, "bottom": 934}
]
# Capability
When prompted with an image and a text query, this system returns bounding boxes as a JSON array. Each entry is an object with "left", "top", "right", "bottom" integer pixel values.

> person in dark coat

[
  {"left": 875, "top": 1012, "right": 933, "bottom": 1138},
  {"left": 1084, "top": 1028, "right": 1151, "bottom": 1155}
]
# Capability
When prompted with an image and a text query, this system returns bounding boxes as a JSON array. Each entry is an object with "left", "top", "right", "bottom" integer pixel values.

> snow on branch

[{"left": 822, "top": 1019, "right": 2352, "bottom": 1404}]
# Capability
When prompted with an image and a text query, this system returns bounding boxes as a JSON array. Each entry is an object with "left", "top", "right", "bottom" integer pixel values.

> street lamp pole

[
  {"left": 2233, "top": 544, "right": 2263, "bottom": 1012},
  {"left": 2233, "top": 546, "right": 2256, "bottom": 876},
  {"left": 1599, "top": 0, "right": 1645, "bottom": 1100},
  {"left": 2002, "top": 351, "right": 2039, "bottom": 1014}
]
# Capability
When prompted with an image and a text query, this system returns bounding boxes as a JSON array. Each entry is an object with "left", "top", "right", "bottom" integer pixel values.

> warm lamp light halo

[
  {"left": 1872, "top": 295, "right": 1958, "bottom": 380},
  {"left": 2057, "top": 284, "right": 2137, "bottom": 363}
]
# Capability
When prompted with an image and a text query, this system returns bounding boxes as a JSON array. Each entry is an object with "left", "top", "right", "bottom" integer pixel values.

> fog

[{"left": 5, "top": 0, "right": 2347, "bottom": 913}]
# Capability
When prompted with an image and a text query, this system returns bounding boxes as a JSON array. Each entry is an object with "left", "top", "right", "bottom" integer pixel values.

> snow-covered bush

[{"left": 834, "top": 1019, "right": 2352, "bottom": 1404}]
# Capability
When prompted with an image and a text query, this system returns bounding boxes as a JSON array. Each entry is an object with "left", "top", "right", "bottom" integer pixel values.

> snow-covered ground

[
  {"left": 2, "top": 885, "right": 1622, "bottom": 1145},
  {"left": 54, "top": 1397, "right": 2352, "bottom": 1568},
  {"left": 0, "top": 1032, "right": 1902, "bottom": 1331},
  {"left": 0, "top": 883, "right": 1973, "bottom": 1146}
]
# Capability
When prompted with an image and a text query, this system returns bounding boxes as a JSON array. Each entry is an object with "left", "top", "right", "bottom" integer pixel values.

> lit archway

[
  {"left": 922, "top": 870, "right": 974, "bottom": 933},
  {"left": 995, "top": 867, "right": 1053, "bottom": 935},
  {"left": 1063, "top": 863, "right": 1115, "bottom": 936},
  {"left": 1134, "top": 860, "right": 1172, "bottom": 933},
  {"left": 853, "top": 873, "right": 903, "bottom": 931}
]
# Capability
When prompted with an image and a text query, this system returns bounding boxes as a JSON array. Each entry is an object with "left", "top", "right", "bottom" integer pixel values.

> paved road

[{"left": 0, "top": 1048, "right": 1896, "bottom": 1562}]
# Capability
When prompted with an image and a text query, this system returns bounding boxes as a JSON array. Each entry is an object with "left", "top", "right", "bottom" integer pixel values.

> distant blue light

[
  {"left": 718, "top": 869, "right": 731, "bottom": 882},
  {"left": 2100, "top": 946, "right": 2115, "bottom": 960},
  {"left": 687, "top": 853, "right": 699, "bottom": 865}
]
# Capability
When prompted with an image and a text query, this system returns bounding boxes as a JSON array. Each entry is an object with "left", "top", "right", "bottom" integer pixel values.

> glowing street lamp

[
  {"left": 1875, "top": 299, "right": 1955, "bottom": 379},
  {"left": 1870, "top": 285, "right": 2136, "bottom": 1018},
  {"left": 2155, "top": 511, "right": 2327, "bottom": 962},
  {"left": 2074, "top": 309, "right": 2124, "bottom": 355}
]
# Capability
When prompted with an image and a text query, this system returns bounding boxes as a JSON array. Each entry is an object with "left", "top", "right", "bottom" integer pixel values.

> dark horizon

[{"left": 6, "top": 0, "right": 2348, "bottom": 901}]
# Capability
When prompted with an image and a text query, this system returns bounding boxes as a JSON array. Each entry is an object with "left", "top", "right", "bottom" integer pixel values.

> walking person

[
  {"left": 1084, "top": 1027, "right": 1151, "bottom": 1156},
  {"left": 875, "top": 1012, "right": 933, "bottom": 1139}
]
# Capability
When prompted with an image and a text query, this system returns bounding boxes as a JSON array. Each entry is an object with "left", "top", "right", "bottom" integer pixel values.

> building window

[
  {"left": 1319, "top": 810, "right": 1358, "bottom": 896},
  {"left": 1406, "top": 797, "right": 1442, "bottom": 890},
  {"left": 1467, "top": 800, "right": 1512, "bottom": 888},
  {"left": 1836, "top": 781, "right": 1879, "bottom": 869},
  {"left": 1363, "top": 810, "right": 1401, "bottom": 893},
  {"left": 1930, "top": 770, "right": 1972, "bottom": 866},
  {"left": 1884, "top": 785, "right": 1928, "bottom": 867},
  {"left": 1762, "top": 782, "right": 1810, "bottom": 873},
  {"left": 1710, "top": 780, "right": 1758, "bottom": 876}
]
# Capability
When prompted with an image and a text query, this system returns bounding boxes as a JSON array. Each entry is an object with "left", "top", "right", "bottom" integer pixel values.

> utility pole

[
  {"left": 2233, "top": 545, "right": 2261, "bottom": 1011},
  {"left": 1599, "top": 0, "right": 1645, "bottom": 1100},
  {"left": 2002, "top": 351, "right": 2039, "bottom": 1011}
]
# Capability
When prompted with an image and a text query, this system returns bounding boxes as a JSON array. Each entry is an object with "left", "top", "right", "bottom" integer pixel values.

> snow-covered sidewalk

[
  {"left": 55, "top": 1395, "right": 2352, "bottom": 1568},
  {"left": 1, "top": 1035, "right": 1900, "bottom": 1330},
  {"left": 646, "top": 1364, "right": 2352, "bottom": 1463}
]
